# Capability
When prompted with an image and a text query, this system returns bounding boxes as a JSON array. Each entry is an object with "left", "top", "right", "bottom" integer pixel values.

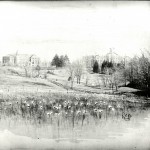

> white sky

[{"left": 0, "top": 1, "right": 150, "bottom": 62}]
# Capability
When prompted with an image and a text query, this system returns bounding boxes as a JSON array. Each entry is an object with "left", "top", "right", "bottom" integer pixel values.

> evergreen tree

[
  {"left": 101, "top": 60, "right": 114, "bottom": 74},
  {"left": 59, "top": 55, "right": 65, "bottom": 67},
  {"left": 93, "top": 60, "right": 99, "bottom": 73},
  {"left": 51, "top": 54, "right": 60, "bottom": 67},
  {"left": 51, "top": 54, "right": 70, "bottom": 67}
]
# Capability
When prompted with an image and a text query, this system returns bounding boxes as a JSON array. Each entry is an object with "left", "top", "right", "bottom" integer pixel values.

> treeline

[
  {"left": 126, "top": 53, "right": 150, "bottom": 91},
  {"left": 93, "top": 60, "right": 115, "bottom": 74},
  {"left": 92, "top": 51, "right": 150, "bottom": 93},
  {"left": 24, "top": 51, "right": 150, "bottom": 94},
  {"left": 51, "top": 54, "right": 70, "bottom": 67}
]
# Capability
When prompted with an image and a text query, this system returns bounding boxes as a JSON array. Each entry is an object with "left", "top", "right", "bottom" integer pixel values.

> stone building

[
  {"left": 2, "top": 55, "right": 15, "bottom": 66},
  {"left": 28, "top": 55, "right": 40, "bottom": 67},
  {"left": 105, "top": 49, "right": 122, "bottom": 64},
  {"left": 2, "top": 53, "right": 40, "bottom": 67},
  {"left": 16, "top": 54, "right": 30, "bottom": 66}
]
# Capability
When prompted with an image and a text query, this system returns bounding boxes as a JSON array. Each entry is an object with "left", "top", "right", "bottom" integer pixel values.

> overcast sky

[{"left": 0, "top": 1, "right": 150, "bottom": 62}]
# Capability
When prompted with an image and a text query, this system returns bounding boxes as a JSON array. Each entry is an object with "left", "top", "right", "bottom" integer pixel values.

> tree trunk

[
  {"left": 24, "top": 67, "right": 28, "bottom": 77},
  {"left": 71, "top": 80, "right": 74, "bottom": 89},
  {"left": 38, "top": 70, "right": 40, "bottom": 77},
  {"left": 112, "top": 83, "right": 113, "bottom": 90},
  {"left": 115, "top": 84, "right": 118, "bottom": 91},
  {"left": 125, "top": 77, "right": 127, "bottom": 86},
  {"left": 86, "top": 78, "right": 88, "bottom": 86}
]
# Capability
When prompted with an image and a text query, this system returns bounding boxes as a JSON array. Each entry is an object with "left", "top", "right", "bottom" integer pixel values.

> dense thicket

[
  {"left": 112, "top": 52, "right": 150, "bottom": 92},
  {"left": 126, "top": 53, "right": 150, "bottom": 91}
]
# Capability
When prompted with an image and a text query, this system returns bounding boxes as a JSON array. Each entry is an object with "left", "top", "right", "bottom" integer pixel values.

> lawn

[{"left": 0, "top": 66, "right": 144, "bottom": 99}]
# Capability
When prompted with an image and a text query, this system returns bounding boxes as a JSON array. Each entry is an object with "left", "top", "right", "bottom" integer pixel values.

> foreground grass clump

[{"left": 0, "top": 92, "right": 148, "bottom": 128}]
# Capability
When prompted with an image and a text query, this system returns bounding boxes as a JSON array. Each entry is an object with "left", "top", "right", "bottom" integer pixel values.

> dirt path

[{"left": 48, "top": 79, "right": 110, "bottom": 95}]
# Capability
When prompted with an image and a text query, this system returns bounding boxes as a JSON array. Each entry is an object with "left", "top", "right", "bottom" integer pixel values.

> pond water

[{"left": 0, "top": 96, "right": 150, "bottom": 150}]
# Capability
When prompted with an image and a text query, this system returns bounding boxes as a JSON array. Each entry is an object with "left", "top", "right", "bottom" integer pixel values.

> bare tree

[
  {"left": 110, "top": 66, "right": 124, "bottom": 91},
  {"left": 35, "top": 65, "right": 41, "bottom": 77},
  {"left": 112, "top": 70, "right": 120, "bottom": 91},
  {"left": 66, "top": 60, "right": 86, "bottom": 89},
  {"left": 96, "top": 76, "right": 101, "bottom": 88},
  {"left": 101, "top": 75, "right": 107, "bottom": 87},
  {"left": 85, "top": 73, "right": 89, "bottom": 86},
  {"left": 74, "top": 60, "right": 85, "bottom": 84},
  {"left": 23, "top": 61, "right": 30, "bottom": 77},
  {"left": 138, "top": 53, "right": 150, "bottom": 89},
  {"left": 67, "top": 64, "right": 76, "bottom": 89}
]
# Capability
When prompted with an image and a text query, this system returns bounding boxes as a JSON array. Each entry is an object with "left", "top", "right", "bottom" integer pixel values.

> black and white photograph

[{"left": 0, "top": 1, "right": 150, "bottom": 150}]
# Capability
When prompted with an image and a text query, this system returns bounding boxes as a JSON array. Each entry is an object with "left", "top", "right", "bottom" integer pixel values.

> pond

[{"left": 0, "top": 95, "right": 150, "bottom": 150}]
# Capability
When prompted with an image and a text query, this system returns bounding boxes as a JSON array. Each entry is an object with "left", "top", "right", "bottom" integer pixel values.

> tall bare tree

[
  {"left": 67, "top": 64, "right": 76, "bottom": 89},
  {"left": 74, "top": 60, "right": 85, "bottom": 84}
]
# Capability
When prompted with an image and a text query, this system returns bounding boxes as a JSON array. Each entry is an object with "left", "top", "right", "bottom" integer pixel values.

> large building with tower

[
  {"left": 105, "top": 49, "right": 122, "bottom": 64},
  {"left": 82, "top": 49, "right": 125, "bottom": 72}
]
